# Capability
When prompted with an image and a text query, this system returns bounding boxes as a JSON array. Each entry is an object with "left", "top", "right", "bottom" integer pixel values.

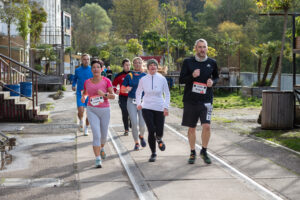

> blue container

[
  {"left": 4, "top": 84, "right": 20, "bottom": 96},
  {"left": 20, "top": 82, "right": 32, "bottom": 97}
]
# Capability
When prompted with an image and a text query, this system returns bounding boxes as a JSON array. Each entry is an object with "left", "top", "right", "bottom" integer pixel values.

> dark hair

[
  {"left": 91, "top": 59, "right": 104, "bottom": 68},
  {"left": 122, "top": 58, "right": 130, "bottom": 66}
]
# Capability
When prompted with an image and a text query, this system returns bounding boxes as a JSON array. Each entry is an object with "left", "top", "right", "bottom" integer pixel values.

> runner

[
  {"left": 81, "top": 59, "right": 115, "bottom": 168},
  {"left": 112, "top": 59, "right": 131, "bottom": 136},
  {"left": 121, "top": 57, "right": 147, "bottom": 151},
  {"left": 72, "top": 54, "right": 93, "bottom": 136},
  {"left": 179, "top": 38, "right": 219, "bottom": 164},
  {"left": 136, "top": 59, "right": 170, "bottom": 162},
  {"left": 106, "top": 66, "right": 113, "bottom": 80}
]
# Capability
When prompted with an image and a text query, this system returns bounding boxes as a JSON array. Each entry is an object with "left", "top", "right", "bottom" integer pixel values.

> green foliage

[
  {"left": 170, "top": 86, "right": 262, "bottom": 109},
  {"left": 99, "top": 50, "right": 110, "bottom": 61},
  {"left": 126, "top": 39, "right": 143, "bottom": 56},
  {"left": 88, "top": 46, "right": 101, "bottom": 57},
  {"left": 252, "top": 130, "right": 300, "bottom": 152},
  {"left": 109, "top": 0, "right": 159, "bottom": 38},
  {"left": 252, "top": 80, "right": 272, "bottom": 87},
  {"left": 74, "top": 3, "right": 111, "bottom": 53},
  {"left": 61, "top": 85, "right": 67, "bottom": 91},
  {"left": 141, "top": 31, "right": 166, "bottom": 55},
  {"left": 16, "top": 3, "right": 31, "bottom": 42},
  {"left": 110, "top": 64, "right": 123, "bottom": 73},
  {"left": 29, "top": 2, "right": 47, "bottom": 47},
  {"left": 34, "top": 64, "right": 42, "bottom": 71}
]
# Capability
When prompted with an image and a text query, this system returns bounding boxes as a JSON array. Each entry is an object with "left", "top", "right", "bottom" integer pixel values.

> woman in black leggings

[{"left": 136, "top": 59, "right": 170, "bottom": 162}]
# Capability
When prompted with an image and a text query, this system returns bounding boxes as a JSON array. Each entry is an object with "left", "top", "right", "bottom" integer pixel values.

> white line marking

[
  {"left": 108, "top": 129, "right": 157, "bottom": 200},
  {"left": 164, "top": 123, "right": 284, "bottom": 200}
]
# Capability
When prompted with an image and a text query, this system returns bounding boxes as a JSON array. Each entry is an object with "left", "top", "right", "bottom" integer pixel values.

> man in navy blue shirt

[
  {"left": 179, "top": 39, "right": 219, "bottom": 165},
  {"left": 72, "top": 54, "right": 93, "bottom": 135}
]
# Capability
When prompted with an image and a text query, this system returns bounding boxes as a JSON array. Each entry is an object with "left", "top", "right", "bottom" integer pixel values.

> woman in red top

[{"left": 112, "top": 58, "right": 131, "bottom": 135}]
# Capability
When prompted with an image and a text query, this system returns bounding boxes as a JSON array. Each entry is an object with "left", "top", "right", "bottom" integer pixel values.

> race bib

[
  {"left": 90, "top": 95, "right": 104, "bottom": 106},
  {"left": 192, "top": 82, "right": 207, "bottom": 94},
  {"left": 132, "top": 98, "right": 137, "bottom": 104},
  {"left": 204, "top": 103, "right": 213, "bottom": 121}
]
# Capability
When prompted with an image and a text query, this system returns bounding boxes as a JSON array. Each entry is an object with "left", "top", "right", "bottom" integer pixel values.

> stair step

[{"left": 0, "top": 91, "right": 11, "bottom": 99}]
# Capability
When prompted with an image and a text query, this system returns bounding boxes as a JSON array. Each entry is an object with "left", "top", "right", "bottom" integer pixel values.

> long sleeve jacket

[{"left": 136, "top": 73, "right": 170, "bottom": 112}]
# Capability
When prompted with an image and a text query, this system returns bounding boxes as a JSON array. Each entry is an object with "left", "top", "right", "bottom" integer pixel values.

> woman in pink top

[{"left": 81, "top": 59, "right": 115, "bottom": 168}]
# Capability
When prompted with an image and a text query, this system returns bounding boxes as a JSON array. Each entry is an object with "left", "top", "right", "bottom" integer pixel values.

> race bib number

[
  {"left": 132, "top": 98, "right": 137, "bottom": 104},
  {"left": 192, "top": 82, "right": 207, "bottom": 94},
  {"left": 204, "top": 103, "right": 213, "bottom": 121},
  {"left": 90, "top": 95, "right": 104, "bottom": 106}
]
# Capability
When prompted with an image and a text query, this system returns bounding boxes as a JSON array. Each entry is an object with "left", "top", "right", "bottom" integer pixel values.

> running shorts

[
  {"left": 181, "top": 102, "right": 213, "bottom": 127},
  {"left": 76, "top": 92, "right": 88, "bottom": 108}
]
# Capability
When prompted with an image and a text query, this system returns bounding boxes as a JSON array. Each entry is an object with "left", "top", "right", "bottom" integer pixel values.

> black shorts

[{"left": 181, "top": 102, "right": 213, "bottom": 127}]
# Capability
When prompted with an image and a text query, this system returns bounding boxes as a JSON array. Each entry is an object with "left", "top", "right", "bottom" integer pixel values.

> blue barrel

[
  {"left": 20, "top": 82, "right": 32, "bottom": 97},
  {"left": 4, "top": 84, "right": 20, "bottom": 96}
]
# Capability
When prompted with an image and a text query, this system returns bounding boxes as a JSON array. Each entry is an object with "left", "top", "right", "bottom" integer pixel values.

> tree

[
  {"left": 29, "top": 1, "right": 47, "bottom": 47},
  {"left": 36, "top": 44, "right": 57, "bottom": 75},
  {"left": 251, "top": 45, "right": 264, "bottom": 82},
  {"left": 126, "top": 39, "right": 143, "bottom": 56},
  {"left": 16, "top": 1, "right": 31, "bottom": 65},
  {"left": 141, "top": 31, "right": 166, "bottom": 55},
  {"left": 0, "top": 1, "right": 19, "bottom": 60},
  {"left": 256, "top": 0, "right": 300, "bottom": 90},
  {"left": 74, "top": 3, "right": 112, "bottom": 53},
  {"left": 110, "top": 0, "right": 159, "bottom": 38}
]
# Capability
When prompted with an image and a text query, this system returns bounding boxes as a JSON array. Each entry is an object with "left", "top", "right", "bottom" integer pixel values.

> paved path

[{"left": 1, "top": 87, "right": 299, "bottom": 200}]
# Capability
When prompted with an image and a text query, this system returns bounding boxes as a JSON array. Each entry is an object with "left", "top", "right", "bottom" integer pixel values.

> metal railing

[{"left": 0, "top": 53, "right": 44, "bottom": 117}]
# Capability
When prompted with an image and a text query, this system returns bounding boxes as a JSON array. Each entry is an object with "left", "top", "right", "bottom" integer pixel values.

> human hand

[
  {"left": 81, "top": 96, "right": 85, "bottom": 103},
  {"left": 127, "top": 87, "right": 132, "bottom": 92},
  {"left": 207, "top": 79, "right": 213, "bottom": 87},
  {"left": 72, "top": 87, "right": 76, "bottom": 91},
  {"left": 137, "top": 105, "right": 142, "bottom": 110},
  {"left": 163, "top": 108, "right": 169, "bottom": 116},
  {"left": 192, "top": 69, "right": 200, "bottom": 78}
]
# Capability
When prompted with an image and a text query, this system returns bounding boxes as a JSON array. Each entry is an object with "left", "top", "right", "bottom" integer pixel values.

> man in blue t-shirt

[{"left": 72, "top": 54, "right": 93, "bottom": 136}]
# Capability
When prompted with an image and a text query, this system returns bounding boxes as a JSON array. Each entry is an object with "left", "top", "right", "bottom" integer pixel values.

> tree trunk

[
  {"left": 257, "top": 56, "right": 262, "bottom": 82},
  {"left": 269, "top": 56, "right": 280, "bottom": 85},
  {"left": 277, "top": 9, "right": 288, "bottom": 91},
  {"left": 261, "top": 56, "right": 272, "bottom": 86}
]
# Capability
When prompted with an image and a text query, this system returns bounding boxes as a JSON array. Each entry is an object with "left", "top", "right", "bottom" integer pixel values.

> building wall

[
  {"left": 33, "top": 0, "right": 62, "bottom": 45},
  {"left": 240, "top": 72, "right": 300, "bottom": 91}
]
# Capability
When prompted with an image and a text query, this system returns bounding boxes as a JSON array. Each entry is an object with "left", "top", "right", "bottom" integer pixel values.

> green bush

[{"left": 110, "top": 64, "right": 123, "bottom": 73}]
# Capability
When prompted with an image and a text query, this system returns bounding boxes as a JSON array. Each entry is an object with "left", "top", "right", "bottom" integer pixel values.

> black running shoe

[
  {"left": 124, "top": 131, "right": 128, "bottom": 136},
  {"left": 200, "top": 151, "right": 212, "bottom": 164},
  {"left": 157, "top": 140, "right": 165, "bottom": 151},
  {"left": 139, "top": 135, "right": 146, "bottom": 147},
  {"left": 188, "top": 153, "right": 196, "bottom": 164},
  {"left": 148, "top": 154, "right": 157, "bottom": 162}
]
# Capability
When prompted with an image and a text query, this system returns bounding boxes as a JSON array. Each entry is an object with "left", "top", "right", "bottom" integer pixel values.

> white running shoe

[
  {"left": 84, "top": 126, "right": 89, "bottom": 136},
  {"left": 79, "top": 120, "right": 83, "bottom": 132}
]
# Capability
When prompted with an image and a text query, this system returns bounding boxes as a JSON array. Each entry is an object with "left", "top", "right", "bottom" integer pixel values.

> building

[{"left": 0, "top": 0, "right": 29, "bottom": 65}]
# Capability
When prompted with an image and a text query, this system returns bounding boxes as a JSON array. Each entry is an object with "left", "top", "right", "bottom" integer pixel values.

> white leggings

[{"left": 87, "top": 106, "right": 110, "bottom": 146}]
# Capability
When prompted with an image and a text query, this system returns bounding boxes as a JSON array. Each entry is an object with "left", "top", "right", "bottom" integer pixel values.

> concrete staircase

[{"left": 0, "top": 91, "right": 49, "bottom": 122}]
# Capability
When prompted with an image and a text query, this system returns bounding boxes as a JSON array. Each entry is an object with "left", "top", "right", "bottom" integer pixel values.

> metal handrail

[{"left": 0, "top": 53, "right": 44, "bottom": 119}]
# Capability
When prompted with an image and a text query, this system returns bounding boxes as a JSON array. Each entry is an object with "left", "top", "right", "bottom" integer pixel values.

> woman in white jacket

[{"left": 136, "top": 59, "right": 170, "bottom": 162}]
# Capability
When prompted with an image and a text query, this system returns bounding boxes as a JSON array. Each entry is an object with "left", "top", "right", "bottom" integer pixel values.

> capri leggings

[
  {"left": 87, "top": 106, "right": 110, "bottom": 146},
  {"left": 127, "top": 97, "right": 145, "bottom": 141}
]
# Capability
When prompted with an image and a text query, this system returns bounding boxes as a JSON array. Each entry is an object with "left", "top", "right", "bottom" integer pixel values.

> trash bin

[
  {"left": 4, "top": 84, "right": 20, "bottom": 96},
  {"left": 20, "top": 82, "right": 32, "bottom": 97}
]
